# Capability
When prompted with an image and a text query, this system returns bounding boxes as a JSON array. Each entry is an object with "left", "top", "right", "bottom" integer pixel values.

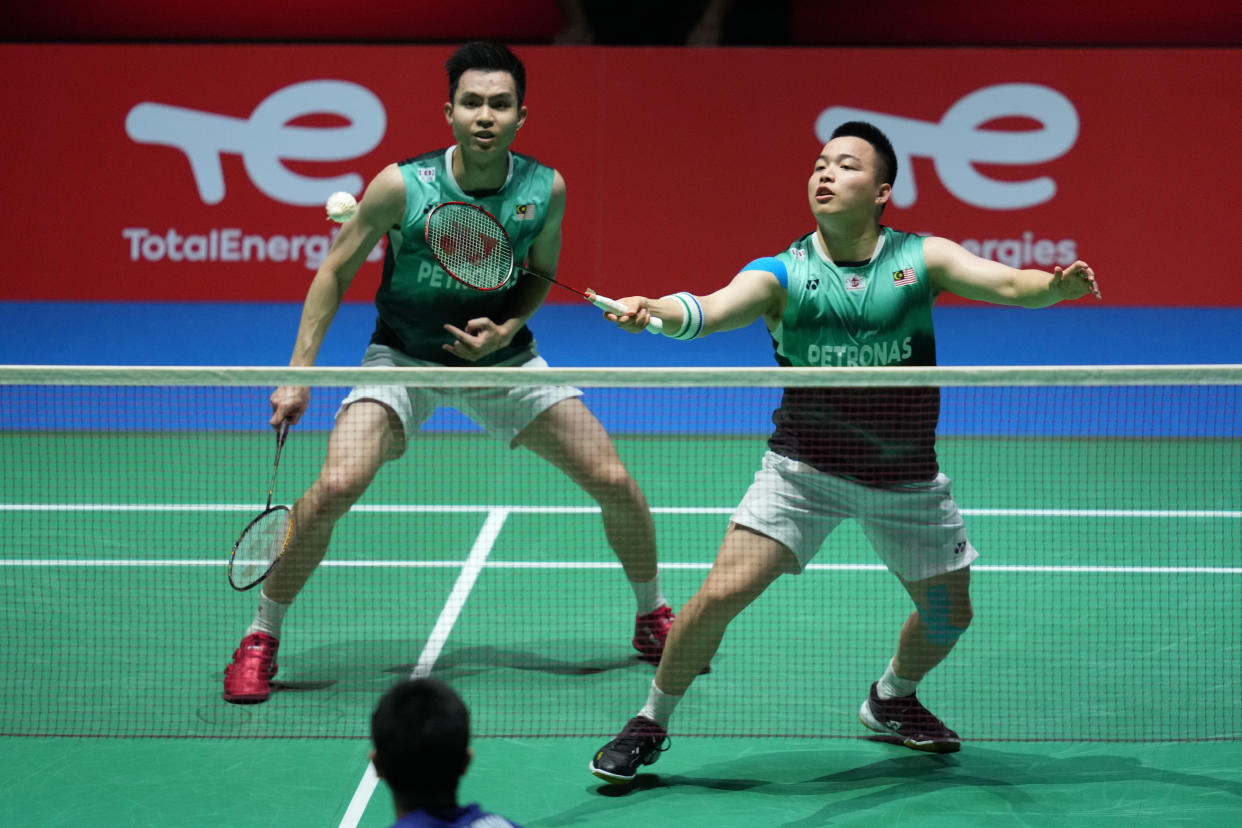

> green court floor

[
  {"left": 1, "top": 430, "right": 1239, "bottom": 825},
  {"left": 5, "top": 736, "right": 1242, "bottom": 826}
]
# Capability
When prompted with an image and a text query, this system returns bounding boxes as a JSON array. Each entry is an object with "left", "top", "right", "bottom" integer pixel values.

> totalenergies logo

[
  {"left": 126, "top": 79, "right": 1077, "bottom": 215},
  {"left": 816, "top": 83, "right": 1080, "bottom": 211},
  {"left": 125, "top": 80, "right": 387, "bottom": 206},
  {"left": 121, "top": 80, "right": 388, "bottom": 270}
]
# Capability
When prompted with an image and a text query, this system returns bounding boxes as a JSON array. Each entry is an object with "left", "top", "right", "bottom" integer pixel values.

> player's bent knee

[
  {"left": 923, "top": 617, "right": 969, "bottom": 647},
  {"left": 582, "top": 461, "right": 640, "bottom": 502},
  {"left": 682, "top": 598, "right": 739, "bottom": 633},
  {"left": 693, "top": 582, "right": 764, "bottom": 626},
  {"left": 311, "top": 471, "right": 371, "bottom": 515},
  {"left": 918, "top": 584, "right": 972, "bottom": 647}
]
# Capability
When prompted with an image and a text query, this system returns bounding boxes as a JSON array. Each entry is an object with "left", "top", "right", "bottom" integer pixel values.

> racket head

[
  {"left": 228, "top": 505, "right": 293, "bottom": 591},
  {"left": 424, "top": 201, "right": 515, "bottom": 291}
]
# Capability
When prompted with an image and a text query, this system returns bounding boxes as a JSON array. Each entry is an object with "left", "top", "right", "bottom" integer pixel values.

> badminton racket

[
  {"left": 425, "top": 201, "right": 662, "bottom": 333},
  {"left": 227, "top": 420, "right": 293, "bottom": 591}
]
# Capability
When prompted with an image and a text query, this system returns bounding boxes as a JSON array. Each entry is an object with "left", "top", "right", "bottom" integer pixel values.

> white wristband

[{"left": 662, "top": 292, "right": 703, "bottom": 340}]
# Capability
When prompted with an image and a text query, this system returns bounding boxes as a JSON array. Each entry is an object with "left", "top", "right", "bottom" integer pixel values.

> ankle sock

[
  {"left": 246, "top": 592, "right": 289, "bottom": 639},
  {"left": 630, "top": 577, "right": 667, "bottom": 616},
  {"left": 638, "top": 680, "right": 681, "bottom": 728},
  {"left": 876, "top": 658, "right": 919, "bottom": 700}
]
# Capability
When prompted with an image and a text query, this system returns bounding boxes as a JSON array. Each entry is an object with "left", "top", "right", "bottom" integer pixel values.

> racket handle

[{"left": 588, "top": 291, "right": 664, "bottom": 334}]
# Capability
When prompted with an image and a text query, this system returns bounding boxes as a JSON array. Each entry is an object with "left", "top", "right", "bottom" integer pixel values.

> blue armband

[{"left": 741, "top": 257, "right": 788, "bottom": 289}]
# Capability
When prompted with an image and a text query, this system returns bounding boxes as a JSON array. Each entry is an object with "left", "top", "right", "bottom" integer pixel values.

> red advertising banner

[{"left": 3, "top": 45, "right": 1239, "bottom": 306}]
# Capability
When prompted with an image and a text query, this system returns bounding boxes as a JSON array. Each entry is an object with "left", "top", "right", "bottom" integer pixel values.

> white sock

[
  {"left": 246, "top": 592, "right": 290, "bottom": 639},
  {"left": 638, "top": 680, "right": 682, "bottom": 728},
  {"left": 630, "top": 577, "right": 667, "bottom": 616},
  {"left": 876, "top": 658, "right": 920, "bottom": 700}
]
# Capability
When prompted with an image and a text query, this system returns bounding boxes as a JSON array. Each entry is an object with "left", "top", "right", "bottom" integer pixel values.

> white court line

[
  {"left": 0, "top": 559, "right": 1239, "bottom": 574},
  {"left": 409, "top": 509, "right": 509, "bottom": 678},
  {"left": 1, "top": 503, "right": 1239, "bottom": 518},
  {"left": 339, "top": 765, "right": 379, "bottom": 828},
  {"left": 337, "top": 507, "right": 508, "bottom": 828}
]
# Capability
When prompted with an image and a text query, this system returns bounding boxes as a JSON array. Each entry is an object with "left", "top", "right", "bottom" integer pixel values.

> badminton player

[
  {"left": 224, "top": 42, "right": 676, "bottom": 703},
  {"left": 589, "top": 121, "right": 1101, "bottom": 781}
]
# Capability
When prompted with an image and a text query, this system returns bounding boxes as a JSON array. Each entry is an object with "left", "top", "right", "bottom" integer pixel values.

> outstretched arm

[
  {"left": 270, "top": 165, "right": 405, "bottom": 426},
  {"left": 925, "top": 236, "right": 1101, "bottom": 308},
  {"left": 606, "top": 268, "right": 785, "bottom": 338}
]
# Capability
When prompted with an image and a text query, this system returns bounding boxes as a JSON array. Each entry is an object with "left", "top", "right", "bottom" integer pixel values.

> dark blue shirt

[{"left": 392, "top": 803, "right": 522, "bottom": 828}]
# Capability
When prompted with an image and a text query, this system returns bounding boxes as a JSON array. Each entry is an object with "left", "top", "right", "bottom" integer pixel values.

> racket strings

[
  {"left": 427, "top": 204, "right": 513, "bottom": 290},
  {"left": 231, "top": 508, "right": 292, "bottom": 581}
]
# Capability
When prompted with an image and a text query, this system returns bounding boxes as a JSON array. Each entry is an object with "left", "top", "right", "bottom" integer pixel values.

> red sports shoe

[
  {"left": 223, "top": 632, "right": 279, "bottom": 704},
  {"left": 632, "top": 605, "right": 675, "bottom": 663}
]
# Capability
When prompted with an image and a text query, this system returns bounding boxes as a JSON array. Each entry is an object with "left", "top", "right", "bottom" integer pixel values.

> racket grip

[{"left": 588, "top": 292, "right": 664, "bottom": 334}]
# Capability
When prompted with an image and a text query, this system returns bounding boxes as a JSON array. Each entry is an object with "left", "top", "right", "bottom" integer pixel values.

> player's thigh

[
  {"left": 516, "top": 397, "right": 625, "bottom": 482},
  {"left": 338, "top": 376, "right": 429, "bottom": 461},
  {"left": 694, "top": 524, "right": 797, "bottom": 613},
  {"left": 319, "top": 399, "right": 399, "bottom": 491},
  {"left": 730, "top": 451, "right": 848, "bottom": 573},
  {"left": 856, "top": 475, "right": 977, "bottom": 582}
]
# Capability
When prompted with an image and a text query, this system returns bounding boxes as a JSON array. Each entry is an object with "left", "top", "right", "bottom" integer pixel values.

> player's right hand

[
  {"left": 270, "top": 385, "right": 310, "bottom": 427},
  {"left": 1052, "top": 260, "right": 1102, "bottom": 301},
  {"left": 606, "top": 296, "right": 653, "bottom": 333}
]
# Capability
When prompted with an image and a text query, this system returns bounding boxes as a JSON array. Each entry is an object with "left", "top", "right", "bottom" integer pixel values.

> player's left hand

[
  {"left": 1054, "top": 260, "right": 1102, "bottom": 301},
  {"left": 443, "top": 318, "right": 510, "bottom": 362}
]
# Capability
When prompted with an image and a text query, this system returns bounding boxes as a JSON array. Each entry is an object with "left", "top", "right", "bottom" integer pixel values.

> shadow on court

[
  {"left": 192, "top": 636, "right": 656, "bottom": 737},
  {"left": 393, "top": 643, "right": 641, "bottom": 678},
  {"left": 276, "top": 638, "right": 641, "bottom": 685},
  {"left": 528, "top": 743, "right": 1242, "bottom": 827}
]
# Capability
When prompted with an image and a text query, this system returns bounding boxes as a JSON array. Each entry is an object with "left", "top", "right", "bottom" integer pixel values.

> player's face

[
  {"left": 445, "top": 70, "right": 528, "bottom": 156},
  {"left": 807, "top": 137, "right": 891, "bottom": 219}
]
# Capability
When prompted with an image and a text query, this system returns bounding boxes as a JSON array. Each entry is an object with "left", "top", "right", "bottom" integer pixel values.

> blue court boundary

[
  {"left": 3, "top": 303, "right": 1239, "bottom": 437},
  {"left": 3, "top": 302, "right": 1239, "bottom": 368}
]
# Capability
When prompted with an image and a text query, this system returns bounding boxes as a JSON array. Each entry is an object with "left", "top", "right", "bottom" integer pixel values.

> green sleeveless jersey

[
  {"left": 369, "top": 148, "right": 556, "bottom": 366},
  {"left": 766, "top": 226, "right": 941, "bottom": 486}
]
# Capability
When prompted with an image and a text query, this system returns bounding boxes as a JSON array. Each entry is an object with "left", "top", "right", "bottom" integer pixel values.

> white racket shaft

[{"left": 585, "top": 289, "right": 663, "bottom": 334}]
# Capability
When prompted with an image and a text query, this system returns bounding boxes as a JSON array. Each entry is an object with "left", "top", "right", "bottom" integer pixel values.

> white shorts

[
  {"left": 338, "top": 343, "right": 582, "bottom": 458},
  {"left": 731, "top": 451, "right": 978, "bottom": 582}
]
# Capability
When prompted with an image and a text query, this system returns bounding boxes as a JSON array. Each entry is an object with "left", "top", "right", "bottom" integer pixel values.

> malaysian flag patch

[
  {"left": 893, "top": 267, "right": 917, "bottom": 286},
  {"left": 514, "top": 203, "right": 537, "bottom": 221}
]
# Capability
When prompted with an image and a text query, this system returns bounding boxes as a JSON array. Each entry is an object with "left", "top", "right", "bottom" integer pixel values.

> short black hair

[
  {"left": 446, "top": 41, "right": 527, "bottom": 107},
  {"left": 830, "top": 121, "right": 898, "bottom": 187},
  {"left": 371, "top": 678, "right": 470, "bottom": 808}
]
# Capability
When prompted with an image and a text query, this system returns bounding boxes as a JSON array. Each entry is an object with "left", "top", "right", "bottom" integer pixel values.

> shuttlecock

[{"left": 325, "top": 191, "right": 358, "bottom": 223}]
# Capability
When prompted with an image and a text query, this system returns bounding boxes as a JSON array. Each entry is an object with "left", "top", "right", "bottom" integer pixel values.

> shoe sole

[
  {"left": 223, "top": 680, "right": 272, "bottom": 704},
  {"left": 588, "top": 761, "right": 637, "bottom": 785},
  {"left": 223, "top": 671, "right": 275, "bottom": 704},
  {"left": 858, "top": 706, "right": 961, "bottom": 754}
]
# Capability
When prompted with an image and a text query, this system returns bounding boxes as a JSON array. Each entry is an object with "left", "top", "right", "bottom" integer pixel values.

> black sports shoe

[
  {"left": 589, "top": 716, "right": 670, "bottom": 783},
  {"left": 859, "top": 682, "right": 961, "bottom": 753}
]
